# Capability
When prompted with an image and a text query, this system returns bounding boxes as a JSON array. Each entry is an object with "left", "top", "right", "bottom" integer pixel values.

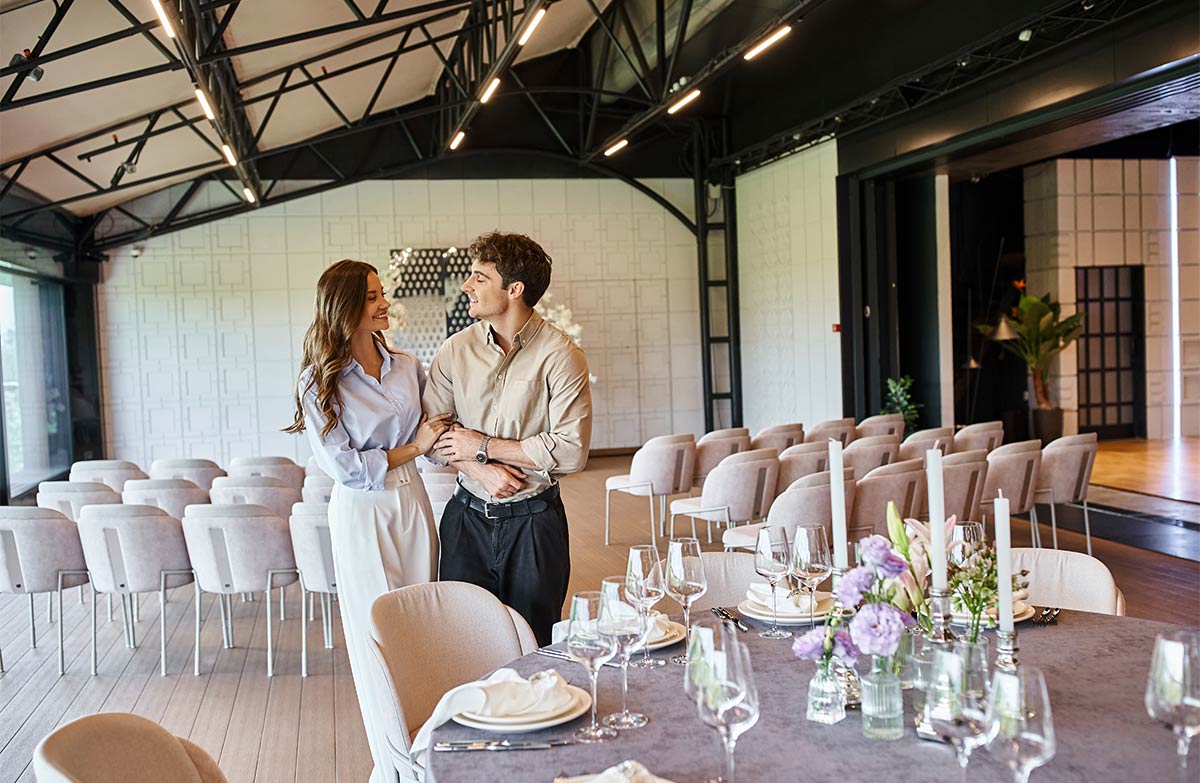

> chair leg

[
  {"left": 659, "top": 496, "right": 667, "bottom": 538},
  {"left": 193, "top": 584, "right": 202, "bottom": 676},
  {"left": 29, "top": 594, "right": 36, "bottom": 649},
  {"left": 91, "top": 585, "right": 98, "bottom": 676},
  {"left": 57, "top": 585, "right": 64, "bottom": 676},
  {"left": 128, "top": 596, "right": 138, "bottom": 649},
  {"left": 669, "top": 513, "right": 677, "bottom": 539},
  {"left": 308, "top": 592, "right": 315, "bottom": 622},
  {"left": 225, "top": 595, "right": 235, "bottom": 648},
  {"left": 647, "top": 493, "right": 656, "bottom": 549},
  {"left": 301, "top": 590, "right": 308, "bottom": 678},
  {"left": 323, "top": 593, "right": 333, "bottom": 649},
  {"left": 1048, "top": 492, "right": 1059, "bottom": 551},
  {"left": 1083, "top": 500, "right": 1093, "bottom": 557},
  {"left": 107, "top": 593, "right": 112, "bottom": 622},
  {"left": 280, "top": 586, "right": 286, "bottom": 621},
  {"left": 217, "top": 594, "right": 230, "bottom": 649},
  {"left": 47, "top": 593, "right": 53, "bottom": 624},
  {"left": 266, "top": 587, "right": 275, "bottom": 677},
  {"left": 604, "top": 488, "right": 612, "bottom": 546},
  {"left": 1029, "top": 507, "right": 1041, "bottom": 549},
  {"left": 159, "top": 587, "right": 168, "bottom": 677},
  {"left": 133, "top": 592, "right": 140, "bottom": 623}
]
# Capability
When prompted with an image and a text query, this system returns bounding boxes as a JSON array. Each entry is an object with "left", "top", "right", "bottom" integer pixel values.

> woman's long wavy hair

[{"left": 285, "top": 259, "right": 394, "bottom": 438}]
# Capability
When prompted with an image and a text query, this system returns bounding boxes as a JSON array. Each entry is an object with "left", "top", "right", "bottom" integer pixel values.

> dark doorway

[{"left": 1076, "top": 266, "right": 1147, "bottom": 439}]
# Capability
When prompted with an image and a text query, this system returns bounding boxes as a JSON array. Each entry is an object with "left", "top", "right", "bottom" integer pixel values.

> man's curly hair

[{"left": 468, "top": 231, "right": 552, "bottom": 308}]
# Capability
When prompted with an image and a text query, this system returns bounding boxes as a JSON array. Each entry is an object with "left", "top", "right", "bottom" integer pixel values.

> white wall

[
  {"left": 96, "top": 177, "right": 706, "bottom": 467},
  {"left": 735, "top": 140, "right": 843, "bottom": 434},
  {"left": 1024, "top": 157, "right": 1200, "bottom": 438}
]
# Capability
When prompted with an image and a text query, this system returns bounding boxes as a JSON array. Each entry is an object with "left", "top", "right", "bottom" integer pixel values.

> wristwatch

[{"left": 475, "top": 435, "right": 492, "bottom": 464}]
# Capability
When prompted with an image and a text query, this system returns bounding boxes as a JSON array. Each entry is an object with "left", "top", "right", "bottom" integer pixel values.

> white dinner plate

[
  {"left": 644, "top": 620, "right": 686, "bottom": 650},
  {"left": 737, "top": 599, "right": 829, "bottom": 626},
  {"left": 453, "top": 685, "right": 591, "bottom": 732},
  {"left": 744, "top": 593, "right": 835, "bottom": 618},
  {"left": 951, "top": 600, "right": 1036, "bottom": 626}
]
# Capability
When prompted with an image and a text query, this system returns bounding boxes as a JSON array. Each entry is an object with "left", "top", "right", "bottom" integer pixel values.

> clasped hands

[{"left": 434, "top": 423, "right": 526, "bottom": 500}]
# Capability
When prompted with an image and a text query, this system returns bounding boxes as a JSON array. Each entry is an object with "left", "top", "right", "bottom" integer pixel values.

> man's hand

[
  {"left": 457, "top": 460, "right": 527, "bottom": 499},
  {"left": 435, "top": 424, "right": 486, "bottom": 463}
]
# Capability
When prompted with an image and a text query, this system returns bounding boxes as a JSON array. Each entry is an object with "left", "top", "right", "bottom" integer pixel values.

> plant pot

[{"left": 1031, "top": 408, "right": 1063, "bottom": 442}]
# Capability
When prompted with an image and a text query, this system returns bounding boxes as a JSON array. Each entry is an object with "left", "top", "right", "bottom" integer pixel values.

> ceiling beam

[{"left": 1, "top": 0, "right": 75, "bottom": 105}]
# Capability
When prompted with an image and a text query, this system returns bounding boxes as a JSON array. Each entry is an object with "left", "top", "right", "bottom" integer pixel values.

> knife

[
  {"left": 711, "top": 606, "right": 750, "bottom": 633},
  {"left": 535, "top": 647, "right": 620, "bottom": 668},
  {"left": 434, "top": 739, "right": 576, "bottom": 752}
]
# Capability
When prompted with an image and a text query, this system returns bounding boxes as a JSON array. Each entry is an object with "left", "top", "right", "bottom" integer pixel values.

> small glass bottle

[
  {"left": 806, "top": 664, "right": 847, "bottom": 725},
  {"left": 861, "top": 655, "right": 905, "bottom": 740}
]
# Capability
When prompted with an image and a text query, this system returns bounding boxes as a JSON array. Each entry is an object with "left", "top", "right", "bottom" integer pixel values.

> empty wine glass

[
  {"left": 627, "top": 545, "right": 666, "bottom": 669},
  {"left": 927, "top": 642, "right": 991, "bottom": 780},
  {"left": 566, "top": 591, "right": 619, "bottom": 743},
  {"left": 950, "top": 521, "right": 985, "bottom": 566},
  {"left": 754, "top": 527, "right": 792, "bottom": 639},
  {"left": 985, "top": 666, "right": 1056, "bottom": 783},
  {"left": 791, "top": 524, "right": 833, "bottom": 624},
  {"left": 599, "top": 576, "right": 651, "bottom": 730},
  {"left": 1145, "top": 629, "right": 1200, "bottom": 769},
  {"left": 666, "top": 538, "right": 707, "bottom": 665},
  {"left": 694, "top": 633, "right": 759, "bottom": 783}
]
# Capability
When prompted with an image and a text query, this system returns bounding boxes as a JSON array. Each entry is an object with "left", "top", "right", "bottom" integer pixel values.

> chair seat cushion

[
  {"left": 606, "top": 474, "right": 651, "bottom": 494},
  {"left": 669, "top": 497, "right": 728, "bottom": 521},
  {"left": 722, "top": 523, "right": 765, "bottom": 549}
]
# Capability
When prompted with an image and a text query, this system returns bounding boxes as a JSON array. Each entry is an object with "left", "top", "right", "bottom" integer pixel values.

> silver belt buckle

[{"left": 483, "top": 498, "right": 502, "bottom": 519}]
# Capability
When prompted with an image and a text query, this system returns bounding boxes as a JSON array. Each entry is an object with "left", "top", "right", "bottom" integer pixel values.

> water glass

[
  {"left": 950, "top": 521, "right": 985, "bottom": 566},
  {"left": 566, "top": 592, "right": 619, "bottom": 743},
  {"left": 985, "top": 666, "right": 1056, "bottom": 783},
  {"left": 753, "top": 527, "right": 792, "bottom": 639},
  {"left": 791, "top": 524, "right": 832, "bottom": 623},
  {"left": 666, "top": 538, "right": 707, "bottom": 665},
  {"left": 1145, "top": 629, "right": 1200, "bottom": 769},
  {"left": 626, "top": 545, "right": 666, "bottom": 669},
  {"left": 927, "top": 641, "right": 991, "bottom": 776},
  {"left": 599, "top": 577, "right": 651, "bottom": 730},
  {"left": 693, "top": 628, "right": 759, "bottom": 783}
]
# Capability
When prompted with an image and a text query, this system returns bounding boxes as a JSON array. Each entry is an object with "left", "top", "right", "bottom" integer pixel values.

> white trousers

[{"left": 329, "top": 462, "right": 439, "bottom": 783}]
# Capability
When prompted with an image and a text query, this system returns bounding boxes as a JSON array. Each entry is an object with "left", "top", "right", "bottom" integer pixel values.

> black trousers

[{"left": 438, "top": 486, "right": 571, "bottom": 646}]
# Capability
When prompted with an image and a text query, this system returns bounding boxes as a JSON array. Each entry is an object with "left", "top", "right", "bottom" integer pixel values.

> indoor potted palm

[{"left": 977, "top": 292, "right": 1083, "bottom": 441}]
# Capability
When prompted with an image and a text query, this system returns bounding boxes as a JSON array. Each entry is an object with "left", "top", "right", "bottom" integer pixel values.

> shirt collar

[
  {"left": 482, "top": 309, "right": 544, "bottom": 349},
  {"left": 340, "top": 340, "right": 393, "bottom": 378}
]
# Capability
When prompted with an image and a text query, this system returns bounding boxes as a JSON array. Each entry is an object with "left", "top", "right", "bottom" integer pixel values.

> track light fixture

[
  {"left": 743, "top": 25, "right": 792, "bottom": 60},
  {"left": 449, "top": 130, "right": 466, "bottom": 150},
  {"left": 195, "top": 88, "right": 215, "bottom": 120},
  {"left": 667, "top": 89, "right": 701, "bottom": 115},
  {"left": 242, "top": 187, "right": 256, "bottom": 204},
  {"left": 8, "top": 50, "right": 44, "bottom": 82},
  {"left": 150, "top": 0, "right": 176, "bottom": 38},
  {"left": 480, "top": 77, "right": 500, "bottom": 104},
  {"left": 517, "top": 7, "right": 546, "bottom": 46},
  {"left": 603, "top": 139, "right": 629, "bottom": 157},
  {"left": 1018, "top": 28, "right": 1034, "bottom": 42},
  {"left": 221, "top": 144, "right": 237, "bottom": 166}
]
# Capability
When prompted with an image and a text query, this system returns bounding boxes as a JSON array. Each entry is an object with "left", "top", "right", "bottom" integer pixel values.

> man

[{"left": 423, "top": 231, "right": 591, "bottom": 644}]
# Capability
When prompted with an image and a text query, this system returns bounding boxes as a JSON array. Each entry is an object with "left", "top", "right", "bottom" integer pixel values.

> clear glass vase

[
  {"left": 861, "top": 655, "right": 905, "bottom": 740},
  {"left": 806, "top": 665, "right": 847, "bottom": 725},
  {"left": 897, "top": 626, "right": 918, "bottom": 689}
]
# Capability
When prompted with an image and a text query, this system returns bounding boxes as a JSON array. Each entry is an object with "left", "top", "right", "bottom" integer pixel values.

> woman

[{"left": 286, "top": 259, "right": 450, "bottom": 783}]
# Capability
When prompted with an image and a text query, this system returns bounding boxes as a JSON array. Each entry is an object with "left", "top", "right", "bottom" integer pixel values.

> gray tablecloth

[{"left": 429, "top": 611, "right": 1190, "bottom": 782}]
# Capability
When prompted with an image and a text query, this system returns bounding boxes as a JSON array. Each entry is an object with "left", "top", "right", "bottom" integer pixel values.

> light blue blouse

[{"left": 300, "top": 343, "right": 425, "bottom": 490}]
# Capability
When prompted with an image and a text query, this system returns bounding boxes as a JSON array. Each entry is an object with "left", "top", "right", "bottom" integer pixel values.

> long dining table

[{"left": 428, "top": 610, "right": 1190, "bottom": 782}]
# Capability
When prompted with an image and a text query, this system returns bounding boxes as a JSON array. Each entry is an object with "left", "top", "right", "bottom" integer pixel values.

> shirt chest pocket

[{"left": 502, "top": 378, "right": 547, "bottom": 419}]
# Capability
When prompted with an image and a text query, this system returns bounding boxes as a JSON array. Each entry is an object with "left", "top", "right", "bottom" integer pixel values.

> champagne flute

[
  {"left": 950, "top": 521, "right": 985, "bottom": 567},
  {"left": 599, "top": 576, "right": 651, "bottom": 730},
  {"left": 695, "top": 635, "right": 759, "bottom": 783},
  {"left": 791, "top": 524, "right": 832, "bottom": 623},
  {"left": 985, "top": 666, "right": 1056, "bottom": 783},
  {"left": 627, "top": 545, "right": 666, "bottom": 669},
  {"left": 566, "top": 592, "right": 619, "bottom": 743},
  {"left": 1145, "top": 630, "right": 1200, "bottom": 769},
  {"left": 666, "top": 538, "right": 707, "bottom": 666},
  {"left": 753, "top": 527, "right": 792, "bottom": 639}
]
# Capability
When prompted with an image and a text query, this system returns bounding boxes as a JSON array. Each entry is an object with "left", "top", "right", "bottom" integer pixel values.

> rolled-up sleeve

[
  {"left": 301, "top": 385, "right": 389, "bottom": 490},
  {"left": 421, "top": 343, "right": 457, "bottom": 467},
  {"left": 519, "top": 346, "right": 592, "bottom": 475}
]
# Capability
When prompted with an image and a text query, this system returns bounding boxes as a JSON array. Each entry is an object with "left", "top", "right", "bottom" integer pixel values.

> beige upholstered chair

[
  {"left": 37, "top": 480, "right": 121, "bottom": 521},
  {"left": 1036, "top": 433, "right": 1099, "bottom": 554},
  {"left": 805, "top": 417, "right": 857, "bottom": 446},
  {"left": 33, "top": 712, "right": 228, "bottom": 783},
  {"left": 899, "top": 427, "right": 955, "bottom": 463},
  {"left": 289, "top": 502, "right": 336, "bottom": 676},
  {"left": 856, "top": 413, "right": 905, "bottom": 439},
  {"left": 149, "top": 458, "right": 226, "bottom": 491},
  {"left": 227, "top": 456, "right": 305, "bottom": 492},
  {"left": 368, "top": 582, "right": 538, "bottom": 774},
  {"left": 304, "top": 455, "right": 327, "bottom": 477},
  {"left": 850, "top": 459, "right": 925, "bottom": 537},
  {"left": 123, "top": 478, "right": 209, "bottom": 520},
  {"left": 750, "top": 423, "right": 805, "bottom": 453},
  {"left": 953, "top": 421, "right": 1004, "bottom": 454},
  {"left": 777, "top": 441, "right": 829, "bottom": 493},
  {"left": 69, "top": 459, "right": 147, "bottom": 492},
  {"left": 301, "top": 473, "right": 335, "bottom": 504},
  {"left": 209, "top": 475, "right": 301, "bottom": 521},
  {"left": 939, "top": 450, "right": 988, "bottom": 524},
  {"left": 77, "top": 504, "right": 193, "bottom": 675},
  {"left": 656, "top": 551, "right": 759, "bottom": 615},
  {"left": 723, "top": 468, "right": 855, "bottom": 552},
  {"left": 980, "top": 440, "right": 1044, "bottom": 546},
  {"left": 670, "top": 449, "right": 779, "bottom": 543},
  {"left": 605, "top": 433, "right": 696, "bottom": 546},
  {"left": 843, "top": 434, "right": 900, "bottom": 482},
  {"left": 1011, "top": 548, "right": 1124, "bottom": 615},
  {"left": 692, "top": 429, "right": 751, "bottom": 489}
]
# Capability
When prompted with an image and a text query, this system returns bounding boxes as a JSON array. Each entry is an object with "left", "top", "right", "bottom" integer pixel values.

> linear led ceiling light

[
  {"left": 517, "top": 7, "right": 546, "bottom": 46},
  {"left": 150, "top": 0, "right": 176, "bottom": 38},
  {"left": 743, "top": 25, "right": 792, "bottom": 60},
  {"left": 195, "top": 88, "right": 215, "bottom": 120},
  {"left": 242, "top": 187, "right": 256, "bottom": 204},
  {"left": 480, "top": 77, "right": 501, "bottom": 104},
  {"left": 1168, "top": 157, "right": 1182, "bottom": 438},
  {"left": 449, "top": 130, "right": 466, "bottom": 150},
  {"left": 667, "top": 88, "right": 701, "bottom": 115},
  {"left": 604, "top": 139, "right": 629, "bottom": 157},
  {"left": 221, "top": 144, "right": 237, "bottom": 166}
]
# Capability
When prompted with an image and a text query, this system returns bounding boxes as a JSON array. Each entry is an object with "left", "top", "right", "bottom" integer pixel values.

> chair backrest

[
  {"left": 856, "top": 413, "right": 905, "bottom": 439},
  {"left": 149, "top": 458, "right": 226, "bottom": 491},
  {"left": 301, "top": 474, "right": 336, "bottom": 504},
  {"left": 1011, "top": 548, "right": 1123, "bottom": 615},
  {"left": 0, "top": 507, "right": 88, "bottom": 594},
  {"left": 940, "top": 450, "right": 988, "bottom": 523},
  {"left": 661, "top": 552, "right": 757, "bottom": 615},
  {"left": 777, "top": 441, "right": 829, "bottom": 492},
  {"left": 899, "top": 427, "right": 955, "bottom": 463},
  {"left": 33, "top": 712, "right": 228, "bottom": 783},
  {"left": 843, "top": 435, "right": 900, "bottom": 482},
  {"left": 750, "top": 423, "right": 805, "bottom": 453},
  {"left": 69, "top": 459, "right": 148, "bottom": 492},
  {"left": 983, "top": 440, "right": 1043, "bottom": 514},
  {"left": 77, "top": 505, "right": 193, "bottom": 594},
  {"left": 693, "top": 431, "right": 751, "bottom": 484},
  {"left": 123, "top": 479, "right": 210, "bottom": 520},
  {"left": 227, "top": 456, "right": 305, "bottom": 492},
  {"left": 954, "top": 421, "right": 1004, "bottom": 453},
  {"left": 289, "top": 503, "right": 336, "bottom": 594},
  {"left": 1039, "top": 433, "right": 1097, "bottom": 504},
  {"left": 37, "top": 480, "right": 122, "bottom": 520},
  {"left": 209, "top": 476, "right": 302, "bottom": 520},
  {"left": 804, "top": 417, "right": 857, "bottom": 446},
  {"left": 702, "top": 451, "right": 779, "bottom": 522},
  {"left": 629, "top": 434, "right": 697, "bottom": 495},
  {"left": 182, "top": 505, "right": 297, "bottom": 594},
  {"left": 851, "top": 459, "right": 924, "bottom": 535},
  {"left": 368, "top": 582, "right": 537, "bottom": 743},
  {"left": 765, "top": 469, "right": 856, "bottom": 547}
]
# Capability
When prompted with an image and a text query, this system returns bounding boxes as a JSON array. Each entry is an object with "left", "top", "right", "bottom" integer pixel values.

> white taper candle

[
  {"left": 927, "top": 447, "right": 948, "bottom": 591},
  {"left": 829, "top": 438, "right": 848, "bottom": 569},
  {"left": 995, "top": 491, "right": 1014, "bottom": 633}
]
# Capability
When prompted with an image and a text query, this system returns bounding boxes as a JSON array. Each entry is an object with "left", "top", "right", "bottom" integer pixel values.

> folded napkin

[
  {"left": 410, "top": 668, "right": 572, "bottom": 764},
  {"left": 746, "top": 582, "right": 830, "bottom": 612},
  {"left": 558, "top": 760, "right": 677, "bottom": 783},
  {"left": 646, "top": 611, "right": 674, "bottom": 641}
]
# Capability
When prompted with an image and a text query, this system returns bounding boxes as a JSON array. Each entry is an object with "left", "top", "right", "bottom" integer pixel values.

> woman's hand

[{"left": 412, "top": 413, "right": 454, "bottom": 454}]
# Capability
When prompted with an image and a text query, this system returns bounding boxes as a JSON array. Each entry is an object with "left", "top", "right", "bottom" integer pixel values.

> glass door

[{"left": 1075, "top": 265, "right": 1145, "bottom": 440}]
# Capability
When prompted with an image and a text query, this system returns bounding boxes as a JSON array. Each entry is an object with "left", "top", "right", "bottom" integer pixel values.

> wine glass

[
  {"left": 927, "top": 642, "right": 991, "bottom": 780},
  {"left": 754, "top": 527, "right": 792, "bottom": 639},
  {"left": 565, "top": 592, "right": 619, "bottom": 743},
  {"left": 950, "top": 521, "right": 985, "bottom": 566},
  {"left": 1145, "top": 630, "right": 1200, "bottom": 769},
  {"left": 791, "top": 524, "right": 833, "bottom": 625},
  {"left": 985, "top": 666, "right": 1056, "bottom": 783},
  {"left": 599, "top": 576, "right": 651, "bottom": 730},
  {"left": 694, "top": 634, "right": 759, "bottom": 783},
  {"left": 666, "top": 538, "right": 707, "bottom": 665},
  {"left": 627, "top": 545, "right": 666, "bottom": 669}
]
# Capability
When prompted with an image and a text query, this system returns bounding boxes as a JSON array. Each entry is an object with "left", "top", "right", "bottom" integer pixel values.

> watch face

[{"left": 475, "top": 452, "right": 487, "bottom": 464}]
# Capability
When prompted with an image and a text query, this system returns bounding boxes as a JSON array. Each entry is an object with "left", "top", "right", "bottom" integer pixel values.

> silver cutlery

[
  {"left": 711, "top": 606, "right": 750, "bottom": 633},
  {"left": 1049, "top": 607, "right": 1061, "bottom": 625},
  {"left": 535, "top": 647, "right": 620, "bottom": 668},
  {"left": 434, "top": 738, "right": 576, "bottom": 752}
]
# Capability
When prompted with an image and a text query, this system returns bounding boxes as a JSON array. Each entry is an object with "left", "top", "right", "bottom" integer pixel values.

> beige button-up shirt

[{"left": 422, "top": 310, "right": 592, "bottom": 503}]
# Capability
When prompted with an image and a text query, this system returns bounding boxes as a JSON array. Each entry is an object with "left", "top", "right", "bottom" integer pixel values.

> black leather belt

[{"left": 453, "top": 482, "right": 560, "bottom": 520}]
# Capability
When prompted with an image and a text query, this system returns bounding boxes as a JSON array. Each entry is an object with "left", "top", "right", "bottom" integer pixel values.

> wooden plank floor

[
  {"left": 2, "top": 454, "right": 1197, "bottom": 782},
  {"left": 1092, "top": 437, "right": 1200, "bottom": 504}
]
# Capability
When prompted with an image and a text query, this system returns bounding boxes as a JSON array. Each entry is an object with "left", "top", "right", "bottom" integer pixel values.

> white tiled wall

[
  {"left": 97, "top": 177, "right": 705, "bottom": 467},
  {"left": 735, "top": 141, "right": 844, "bottom": 434},
  {"left": 1024, "top": 157, "right": 1200, "bottom": 438}
]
